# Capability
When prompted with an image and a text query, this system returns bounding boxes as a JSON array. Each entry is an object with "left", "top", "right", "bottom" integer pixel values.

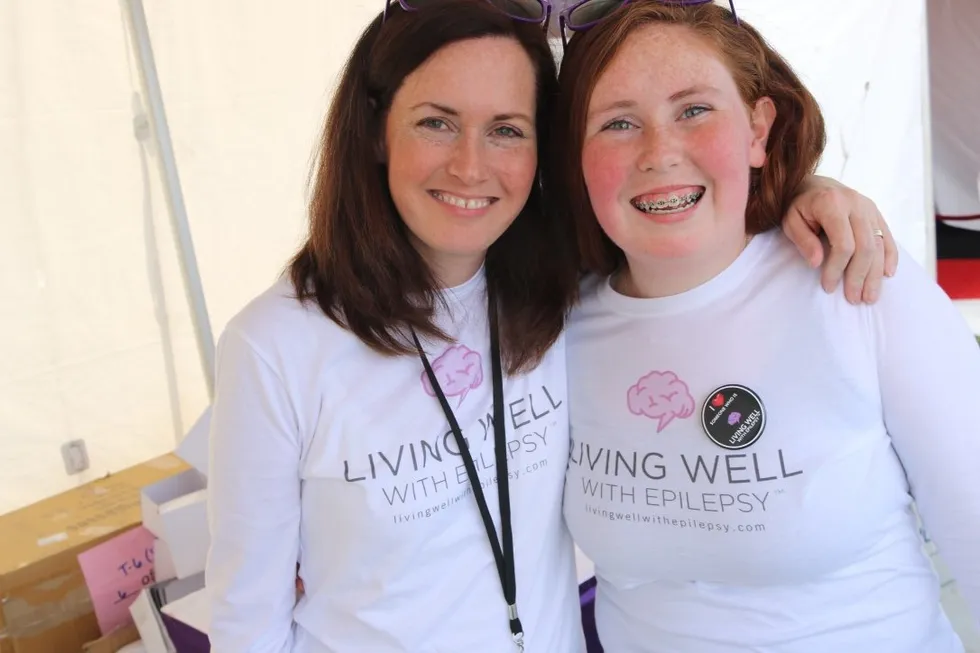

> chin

[
  {"left": 423, "top": 237, "right": 495, "bottom": 263},
  {"left": 628, "top": 232, "right": 706, "bottom": 261},
  {"left": 641, "top": 246, "right": 702, "bottom": 261}
]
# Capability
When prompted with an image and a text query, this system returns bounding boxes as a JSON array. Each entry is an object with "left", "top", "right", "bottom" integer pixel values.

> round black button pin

[{"left": 700, "top": 384, "right": 766, "bottom": 450}]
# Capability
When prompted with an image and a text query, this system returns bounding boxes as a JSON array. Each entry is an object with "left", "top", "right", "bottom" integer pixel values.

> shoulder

[
  {"left": 744, "top": 230, "right": 844, "bottom": 308},
  {"left": 876, "top": 246, "right": 956, "bottom": 313},
  {"left": 754, "top": 229, "right": 822, "bottom": 285},
  {"left": 872, "top": 246, "right": 975, "bottom": 344},
  {"left": 762, "top": 234, "right": 972, "bottom": 360},
  {"left": 218, "top": 276, "right": 352, "bottom": 374},
  {"left": 223, "top": 277, "right": 316, "bottom": 348},
  {"left": 759, "top": 231, "right": 946, "bottom": 314}
]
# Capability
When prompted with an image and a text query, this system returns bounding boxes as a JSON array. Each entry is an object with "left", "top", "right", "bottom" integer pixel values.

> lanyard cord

[{"left": 411, "top": 283, "right": 524, "bottom": 650}]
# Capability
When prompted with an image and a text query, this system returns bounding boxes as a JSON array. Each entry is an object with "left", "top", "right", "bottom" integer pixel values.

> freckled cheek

[
  {"left": 388, "top": 139, "right": 447, "bottom": 184},
  {"left": 687, "top": 125, "right": 752, "bottom": 190},
  {"left": 490, "top": 146, "right": 537, "bottom": 194},
  {"left": 582, "top": 143, "right": 632, "bottom": 220}
]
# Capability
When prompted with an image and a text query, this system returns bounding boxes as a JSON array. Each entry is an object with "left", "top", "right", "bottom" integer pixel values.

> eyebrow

[
  {"left": 410, "top": 102, "right": 533, "bottom": 123},
  {"left": 669, "top": 84, "right": 721, "bottom": 101},
  {"left": 588, "top": 85, "right": 723, "bottom": 118},
  {"left": 588, "top": 99, "right": 636, "bottom": 118}
]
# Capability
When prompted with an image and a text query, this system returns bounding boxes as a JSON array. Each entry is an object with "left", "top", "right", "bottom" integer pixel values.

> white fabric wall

[
  {"left": 742, "top": 0, "right": 931, "bottom": 264},
  {"left": 0, "top": 0, "right": 931, "bottom": 515},
  {"left": 929, "top": 0, "right": 980, "bottom": 229},
  {"left": 0, "top": 0, "right": 379, "bottom": 514}
]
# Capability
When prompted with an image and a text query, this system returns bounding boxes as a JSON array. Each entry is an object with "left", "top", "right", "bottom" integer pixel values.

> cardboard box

[
  {"left": 0, "top": 454, "right": 189, "bottom": 653},
  {"left": 81, "top": 624, "right": 139, "bottom": 653},
  {"left": 140, "top": 411, "right": 211, "bottom": 581}
]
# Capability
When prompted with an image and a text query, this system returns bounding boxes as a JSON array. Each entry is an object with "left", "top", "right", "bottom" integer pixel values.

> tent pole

[{"left": 121, "top": 0, "right": 216, "bottom": 400}]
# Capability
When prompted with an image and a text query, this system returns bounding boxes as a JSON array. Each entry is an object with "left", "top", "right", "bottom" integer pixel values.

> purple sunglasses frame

[
  {"left": 559, "top": 0, "right": 740, "bottom": 47},
  {"left": 382, "top": 0, "right": 554, "bottom": 27},
  {"left": 381, "top": 1, "right": 738, "bottom": 50}
]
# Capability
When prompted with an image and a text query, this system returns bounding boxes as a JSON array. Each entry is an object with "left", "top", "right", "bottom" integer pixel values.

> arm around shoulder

[
  {"left": 206, "top": 325, "right": 302, "bottom": 653},
  {"left": 873, "top": 250, "right": 980, "bottom": 621}
]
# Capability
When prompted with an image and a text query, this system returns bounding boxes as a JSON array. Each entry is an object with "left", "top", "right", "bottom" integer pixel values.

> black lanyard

[{"left": 411, "top": 283, "right": 524, "bottom": 652}]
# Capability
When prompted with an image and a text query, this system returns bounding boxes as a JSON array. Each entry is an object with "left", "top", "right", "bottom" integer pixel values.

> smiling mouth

[
  {"left": 631, "top": 188, "right": 705, "bottom": 215},
  {"left": 429, "top": 190, "right": 497, "bottom": 210}
]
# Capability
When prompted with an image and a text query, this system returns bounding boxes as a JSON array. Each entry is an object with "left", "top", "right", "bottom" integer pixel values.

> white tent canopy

[
  {"left": 1, "top": 0, "right": 970, "bottom": 514},
  {"left": 2, "top": 0, "right": 381, "bottom": 513}
]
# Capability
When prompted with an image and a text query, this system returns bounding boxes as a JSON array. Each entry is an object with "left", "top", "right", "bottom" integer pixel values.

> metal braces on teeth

[{"left": 637, "top": 191, "right": 703, "bottom": 212}]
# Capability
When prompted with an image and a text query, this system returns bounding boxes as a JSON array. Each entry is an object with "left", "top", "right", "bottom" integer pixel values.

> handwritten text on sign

[{"left": 77, "top": 526, "right": 157, "bottom": 635}]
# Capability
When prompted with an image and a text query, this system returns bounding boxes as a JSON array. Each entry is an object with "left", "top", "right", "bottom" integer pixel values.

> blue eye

[
  {"left": 602, "top": 119, "right": 635, "bottom": 132},
  {"left": 681, "top": 105, "right": 710, "bottom": 120},
  {"left": 418, "top": 117, "right": 450, "bottom": 130},
  {"left": 494, "top": 125, "right": 524, "bottom": 138}
]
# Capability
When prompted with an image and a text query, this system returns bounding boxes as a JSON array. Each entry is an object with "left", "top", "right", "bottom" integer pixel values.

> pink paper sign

[{"left": 77, "top": 526, "right": 157, "bottom": 635}]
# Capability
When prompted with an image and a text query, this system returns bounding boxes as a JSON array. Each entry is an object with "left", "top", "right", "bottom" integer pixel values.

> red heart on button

[{"left": 711, "top": 393, "right": 725, "bottom": 407}]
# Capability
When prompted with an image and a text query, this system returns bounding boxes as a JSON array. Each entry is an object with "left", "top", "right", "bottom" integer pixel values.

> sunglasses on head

[
  {"left": 383, "top": 0, "right": 553, "bottom": 27},
  {"left": 559, "top": 0, "right": 739, "bottom": 47},
  {"left": 381, "top": 0, "right": 738, "bottom": 49}
]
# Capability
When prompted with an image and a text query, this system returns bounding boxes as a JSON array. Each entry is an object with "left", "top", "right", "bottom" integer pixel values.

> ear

[{"left": 748, "top": 96, "right": 776, "bottom": 168}]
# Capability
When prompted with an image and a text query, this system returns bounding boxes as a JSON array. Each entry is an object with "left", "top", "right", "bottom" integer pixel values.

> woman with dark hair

[
  {"left": 205, "top": 1, "right": 904, "bottom": 651},
  {"left": 556, "top": 2, "right": 980, "bottom": 651},
  {"left": 206, "top": 4, "right": 582, "bottom": 651}
]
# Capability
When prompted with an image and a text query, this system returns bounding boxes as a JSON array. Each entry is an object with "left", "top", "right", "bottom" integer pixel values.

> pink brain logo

[
  {"left": 627, "top": 370, "right": 695, "bottom": 433},
  {"left": 421, "top": 344, "right": 483, "bottom": 406}
]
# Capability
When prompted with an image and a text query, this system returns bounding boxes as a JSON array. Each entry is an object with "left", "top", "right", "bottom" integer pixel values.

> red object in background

[
  {"left": 936, "top": 214, "right": 980, "bottom": 299},
  {"left": 937, "top": 259, "right": 980, "bottom": 299},
  {"left": 938, "top": 215, "right": 980, "bottom": 222}
]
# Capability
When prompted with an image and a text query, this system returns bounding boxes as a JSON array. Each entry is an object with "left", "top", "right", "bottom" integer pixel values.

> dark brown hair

[
  {"left": 289, "top": 0, "right": 577, "bottom": 374},
  {"left": 549, "top": 1, "right": 827, "bottom": 276}
]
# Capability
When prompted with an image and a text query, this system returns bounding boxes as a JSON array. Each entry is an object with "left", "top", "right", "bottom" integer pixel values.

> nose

[
  {"left": 637, "top": 126, "right": 683, "bottom": 173},
  {"left": 446, "top": 132, "right": 490, "bottom": 185}
]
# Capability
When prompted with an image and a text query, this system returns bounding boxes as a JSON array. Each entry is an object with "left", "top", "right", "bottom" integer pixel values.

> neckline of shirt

[
  {"left": 444, "top": 263, "right": 486, "bottom": 300},
  {"left": 596, "top": 230, "right": 776, "bottom": 317}
]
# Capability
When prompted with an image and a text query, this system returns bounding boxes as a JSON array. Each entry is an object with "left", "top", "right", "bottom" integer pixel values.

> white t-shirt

[
  {"left": 564, "top": 230, "right": 980, "bottom": 653},
  {"left": 206, "top": 270, "right": 584, "bottom": 653}
]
